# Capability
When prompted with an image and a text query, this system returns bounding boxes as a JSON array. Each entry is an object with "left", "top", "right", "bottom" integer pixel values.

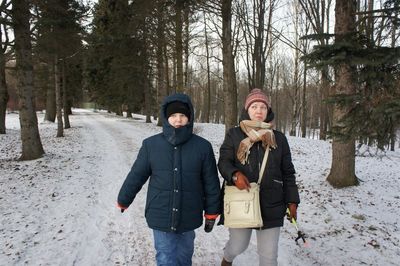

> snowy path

[{"left": 63, "top": 111, "right": 158, "bottom": 265}]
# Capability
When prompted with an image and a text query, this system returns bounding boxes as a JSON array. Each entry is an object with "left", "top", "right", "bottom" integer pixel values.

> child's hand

[
  {"left": 204, "top": 214, "right": 219, "bottom": 233},
  {"left": 117, "top": 203, "right": 128, "bottom": 213}
]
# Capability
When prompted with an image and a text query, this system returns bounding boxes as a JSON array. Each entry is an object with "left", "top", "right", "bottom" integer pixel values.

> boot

[{"left": 221, "top": 258, "right": 232, "bottom": 266}]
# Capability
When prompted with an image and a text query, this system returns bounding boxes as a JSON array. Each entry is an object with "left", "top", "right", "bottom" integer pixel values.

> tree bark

[
  {"left": 62, "top": 59, "right": 70, "bottom": 129},
  {"left": 301, "top": 51, "right": 307, "bottom": 138},
  {"left": 327, "top": 0, "right": 358, "bottom": 188},
  {"left": 221, "top": 0, "right": 237, "bottom": 132},
  {"left": 319, "top": 67, "right": 330, "bottom": 140},
  {"left": 44, "top": 63, "right": 56, "bottom": 122},
  {"left": 203, "top": 11, "right": 211, "bottom": 123},
  {"left": 12, "top": 0, "right": 45, "bottom": 160},
  {"left": 175, "top": 0, "right": 184, "bottom": 93},
  {"left": 0, "top": 42, "right": 8, "bottom": 134},
  {"left": 55, "top": 54, "right": 63, "bottom": 137},
  {"left": 290, "top": 3, "right": 300, "bottom": 137},
  {"left": 0, "top": 9, "right": 10, "bottom": 134},
  {"left": 183, "top": 2, "right": 190, "bottom": 90},
  {"left": 156, "top": 1, "right": 167, "bottom": 127}
]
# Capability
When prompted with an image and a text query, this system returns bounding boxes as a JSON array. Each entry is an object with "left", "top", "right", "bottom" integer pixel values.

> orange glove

[
  {"left": 233, "top": 171, "right": 251, "bottom": 191},
  {"left": 287, "top": 203, "right": 297, "bottom": 221},
  {"left": 117, "top": 203, "right": 128, "bottom": 213}
]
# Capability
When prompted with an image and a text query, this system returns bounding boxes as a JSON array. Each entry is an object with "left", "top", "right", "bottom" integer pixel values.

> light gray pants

[{"left": 223, "top": 227, "right": 281, "bottom": 266}]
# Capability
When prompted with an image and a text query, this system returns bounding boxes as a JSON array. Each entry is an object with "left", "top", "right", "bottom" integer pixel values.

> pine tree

[
  {"left": 12, "top": 0, "right": 45, "bottom": 160},
  {"left": 303, "top": 0, "right": 400, "bottom": 151},
  {"left": 34, "top": 0, "right": 87, "bottom": 128}
]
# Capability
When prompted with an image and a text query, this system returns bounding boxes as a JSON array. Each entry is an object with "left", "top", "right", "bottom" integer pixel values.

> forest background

[{"left": 1, "top": 0, "right": 400, "bottom": 186}]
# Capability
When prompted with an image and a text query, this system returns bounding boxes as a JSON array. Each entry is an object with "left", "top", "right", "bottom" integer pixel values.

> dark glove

[
  {"left": 204, "top": 219, "right": 215, "bottom": 233},
  {"left": 117, "top": 203, "right": 128, "bottom": 213},
  {"left": 204, "top": 214, "right": 219, "bottom": 233},
  {"left": 287, "top": 203, "right": 297, "bottom": 221},
  {"left": 233, "top": 171, "right": 251, "bottom": 191}
]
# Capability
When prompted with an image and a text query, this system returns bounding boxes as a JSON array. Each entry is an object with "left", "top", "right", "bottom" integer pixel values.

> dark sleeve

[
  {"left": 280, "top": 135, "right": 300, "bottom": 205},
  {"left": 218, "top": 129, "right": 239, "bottom": 184},
  {"left": 117, "top": 140, "right": 152, "bottom": 208},
  {"left": 201, "top": 142, "right": 221, "bottom": 215}
]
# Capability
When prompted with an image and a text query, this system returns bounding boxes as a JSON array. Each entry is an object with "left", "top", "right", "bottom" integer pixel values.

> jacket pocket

[
  {"left": 273, "top": 179, "right": 283, "bottom": 186},
  {"left": 262, "top": 182, "right": 284, "bottom": 206},
  {"left": 145, "top": 187, "right": 170, "bottom": 217}
]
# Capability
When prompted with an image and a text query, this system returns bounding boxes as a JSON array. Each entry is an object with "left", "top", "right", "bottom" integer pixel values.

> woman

[{"left": 218, "top": 89, "right": 300, "bottom": 266}]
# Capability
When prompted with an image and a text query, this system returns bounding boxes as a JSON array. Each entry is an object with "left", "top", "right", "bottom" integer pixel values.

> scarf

[{"left": 237, "top": 120, "right": 277, "bottom": 165}]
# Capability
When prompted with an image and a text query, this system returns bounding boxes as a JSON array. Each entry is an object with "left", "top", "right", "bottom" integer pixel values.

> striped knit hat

[{"left": 244, "top": 88, "right": 269, "bottom": 110}]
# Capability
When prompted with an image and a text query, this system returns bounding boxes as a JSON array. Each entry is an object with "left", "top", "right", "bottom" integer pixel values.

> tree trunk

[
  {"left": 290, "top": 7, "right": 300, "bottom": 137},
  {"left": 175, "top": 0, "right": 184, "bottom": 93},
  {"left": 301, "top": 59, "right": 307, "bottom": 138},
  {"left": 319, "top": 67, "right": 330, "bottom": 140},
  {"left": 44, "top": 63, "right": 56, "bottom": 122},
  {"left": 62, "top": 60, "right": 70, "bottom": 129},
  {"left": 389, "top": 120, "right": 395, "bottom": 152},
  {"left": 12, "top": 0, "right": 45, "bottom": 160},
  {"left": 156, "top": 1, "right": 167, "bottom": 127},
  {"left": 203, "top": 11, "right": 211, "bottom": 123},
  {"left": 254, "top": 1, "right": 265, "bottom": 89},
  {"left": 221, "top": 0, "right": 238, "bottom": 132},
  {"left": 327, "top": 0, "right": 358, "bottom": 188},
  {"left": 142, "top": 16, "right": 151, "bottom": 124},
  {"left": 183, "top": 2, "right": 190, "bottom": 90},
  {"left": 55, "top": 55, "right": 63, "bottom": 137},
  {"left": 0, "top": 46, "right": 8, "bottom": 134}
]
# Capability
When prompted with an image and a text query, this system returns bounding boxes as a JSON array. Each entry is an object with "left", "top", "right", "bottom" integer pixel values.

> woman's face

[{"left": 248, "top": 101, "right": 268, "bottom": 122}]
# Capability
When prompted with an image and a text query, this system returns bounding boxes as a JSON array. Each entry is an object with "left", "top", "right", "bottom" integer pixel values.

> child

[{"left": 117, "top": 93, "right": 220, "bottom": 266}]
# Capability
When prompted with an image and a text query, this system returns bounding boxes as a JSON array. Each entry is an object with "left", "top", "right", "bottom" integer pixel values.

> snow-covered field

[{"left": 1, "top": 109, "right": 399, "bottom": 266}]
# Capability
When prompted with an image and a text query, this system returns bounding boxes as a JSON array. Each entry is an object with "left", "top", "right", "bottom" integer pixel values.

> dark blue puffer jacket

[{"left": 118, "top": 93, "right": 221, "bottom": 233}]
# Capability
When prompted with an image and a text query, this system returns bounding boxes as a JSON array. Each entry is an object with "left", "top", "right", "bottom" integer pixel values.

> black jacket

[
  {"left": 218, "top": 110, "right": 300, "bottom": 229},
  {"left": 118, "top": 93, "right": 221, "bottom": 233}
]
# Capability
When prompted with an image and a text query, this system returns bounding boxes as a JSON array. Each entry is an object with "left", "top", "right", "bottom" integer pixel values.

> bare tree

[
  {"left": 156, "top": 1, "right": 167, "bottom": 126},
  {"left": 221, "top": 0, "right": 237, "bottom": 132},
  {"left": 175, "top": 0, "right": 184, "bottom": 93},
  {"left": 237, "top": 0, "right": 277, "bottom": 90},
  {"left": 327, "top": 0, "right": 358, "bottom": 188},
  {"left": 0, "top": 0, "right": 11, "bottom": 134},
  {"left": 299, "top": 0, "right": 333, "bottom": 140},
  {"left": 290, "top": 1, "right": 301, "bottom": 137},
  {"left": 12, "top": 0, "right": 44, "bottom": 159}
]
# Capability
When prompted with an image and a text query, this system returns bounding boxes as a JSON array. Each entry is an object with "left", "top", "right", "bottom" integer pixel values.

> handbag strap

[{"left": 257, "top": 145, "right": 270, "bottom": 185}]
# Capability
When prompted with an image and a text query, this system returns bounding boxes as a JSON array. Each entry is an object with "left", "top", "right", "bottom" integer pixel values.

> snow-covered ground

[{"left": 1, "top": 109, "right": 399, "bottom": 266}]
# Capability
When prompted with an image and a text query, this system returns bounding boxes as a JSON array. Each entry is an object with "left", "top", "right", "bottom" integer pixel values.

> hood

[
  {"left": 239, "top": 107, "right": 275, "bottom": 123},
  {"left": 161, "top": 93, "right": 194, "bottom": 145}
]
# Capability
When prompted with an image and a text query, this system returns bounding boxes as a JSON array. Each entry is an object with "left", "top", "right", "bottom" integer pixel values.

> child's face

[{"left": 168, "top": 113, "right": 189, "bottom": 128}]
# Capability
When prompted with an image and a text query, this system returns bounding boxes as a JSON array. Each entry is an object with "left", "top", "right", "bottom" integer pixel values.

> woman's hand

[
  {"left": 233, "top": 171, "right": 251, "bottom": 191},
  {"left": 287, "top": 203, "right": 297, "bottom": 221}
]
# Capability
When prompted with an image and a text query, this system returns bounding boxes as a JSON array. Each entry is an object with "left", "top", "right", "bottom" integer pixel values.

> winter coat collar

[{"left": 161, "top": 93, "right": 194, "bottom": 145}]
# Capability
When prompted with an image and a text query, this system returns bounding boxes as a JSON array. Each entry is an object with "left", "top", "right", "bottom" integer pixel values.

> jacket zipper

[{"left": 171, "top": 148, "right": 178, "bottom": 232}]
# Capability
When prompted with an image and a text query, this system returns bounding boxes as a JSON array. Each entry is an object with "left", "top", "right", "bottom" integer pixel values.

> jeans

[
  {"left": 153, "top": 229, "right": 195, "bottom": 266},
  {"left": 223, "top": 227, "right": 281, "bottom": 266}
]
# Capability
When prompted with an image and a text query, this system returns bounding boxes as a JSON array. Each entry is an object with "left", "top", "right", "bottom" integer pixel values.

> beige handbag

[{"left": 223, "top": 146, "right": 270, "bottom": 228}]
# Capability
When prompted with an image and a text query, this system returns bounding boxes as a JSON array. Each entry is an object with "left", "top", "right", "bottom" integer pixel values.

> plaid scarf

[{"left": 237, "top": 120, "right": 277, "bottom": 164}]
